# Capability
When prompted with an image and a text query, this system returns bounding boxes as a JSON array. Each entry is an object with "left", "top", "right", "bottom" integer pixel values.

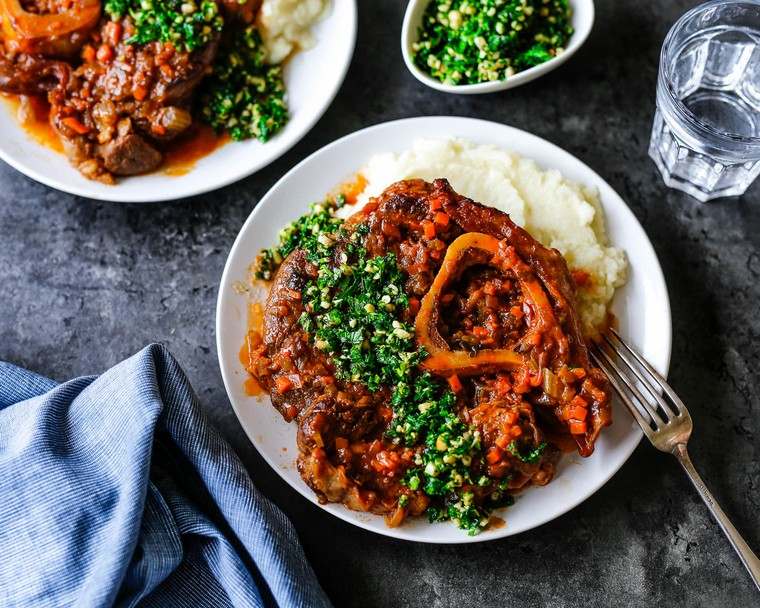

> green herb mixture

[
  {"left": 200, "top": 26, "right": 288, "bottom": 142},
  {"left": 255, "top": 198, "right": 530, "bottom": 535},
  {"left": 104, "top": 0, "right": 223, "bottom": 52},
  {"left": 254, "top": 198, "right": 345, "bottom": 281},
  {"left": 412, "top": 0, "right": 574, "bottom": 85},
  {"left": 104, "top": 0, "right": 289, "bottom": 143}
]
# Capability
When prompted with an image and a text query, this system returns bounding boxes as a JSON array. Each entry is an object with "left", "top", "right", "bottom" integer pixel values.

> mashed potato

[
  {"left": 259, "top": 0, "right": 328, "bottom": 64},
  {"left": 338, "top": 139, "right": 627, "bottom": 335}
]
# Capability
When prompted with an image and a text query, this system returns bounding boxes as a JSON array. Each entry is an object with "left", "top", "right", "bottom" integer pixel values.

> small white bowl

[{"left": 401, "top": 0, "right": 594, "bottom": 94}]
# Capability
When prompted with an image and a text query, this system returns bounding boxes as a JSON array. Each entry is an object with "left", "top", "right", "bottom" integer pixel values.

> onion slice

[{"left": 0, "top": 0, "right": 101, "bottom": 57}]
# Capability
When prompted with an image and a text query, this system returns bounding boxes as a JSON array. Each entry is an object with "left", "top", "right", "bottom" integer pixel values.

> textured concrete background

[{"left": 1, "top": 1, "right": 759, "bottom": 606}]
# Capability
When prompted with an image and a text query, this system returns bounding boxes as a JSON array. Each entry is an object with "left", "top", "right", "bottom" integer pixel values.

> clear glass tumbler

[{"left": 649, "top": 0, "right": 760, "bottom": 202}]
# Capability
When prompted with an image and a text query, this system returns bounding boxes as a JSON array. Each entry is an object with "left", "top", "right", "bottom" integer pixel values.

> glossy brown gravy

[
  {"left": 1, "top": 93, "right": 228, "bottom": 175},
  {"left": 1, "top": 94, "right": 63, "bottom": 153},
  {"left": 240, "top": 301, "right": 266, "bottom": 397},
  {"left": 162, "top": 124, "right": 229, "bottom": 176}
]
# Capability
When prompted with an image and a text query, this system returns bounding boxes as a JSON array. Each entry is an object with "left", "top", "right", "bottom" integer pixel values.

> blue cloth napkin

[{"left": 0, "top": 344, "right": 331, "bottom": 608}]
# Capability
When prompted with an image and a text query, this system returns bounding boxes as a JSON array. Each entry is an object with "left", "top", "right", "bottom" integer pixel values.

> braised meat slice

[
  {"left": 0, "top": 13, "right": 219, "bottom": 182},
  {"left": 249, "top": 178, "right": 612, "bottom": 525},
  {"left": 248, "top": 249, "right": 423, "bottom": 517},
  {"left": 0, "top": 53, "right": 70, "bottom": 94},
  {"left": 1, "top": 0, "right": 101, "bottom": 57},
  {"left": 46, "top": 18, "right": 219, "bottom": 181}
]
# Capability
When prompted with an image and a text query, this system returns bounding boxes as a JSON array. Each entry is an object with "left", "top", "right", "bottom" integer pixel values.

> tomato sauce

[
  {"left": 1, "top": 94, "right": 62, "bottom": 153},
  {"left": 162, "top": 124, "right": 228, "bottom": 176},
  {"left": 240, "top": 302, "right": 265, "bottom": 396},
  {"left": 1, "top": 93, "right": 227, "bottom": 174},
  {"left": 243, "top": 376, "right": 263, "bottom": 397}
]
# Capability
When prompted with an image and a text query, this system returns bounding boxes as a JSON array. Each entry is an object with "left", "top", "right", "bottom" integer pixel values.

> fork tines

[{"left": 590, "top": 329, "right": 692, "bottom": 452}]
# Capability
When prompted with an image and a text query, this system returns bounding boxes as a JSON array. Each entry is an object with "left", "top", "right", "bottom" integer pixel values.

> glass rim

[{"left": 660, "top": 0, "right": 760, "bottom": 146}]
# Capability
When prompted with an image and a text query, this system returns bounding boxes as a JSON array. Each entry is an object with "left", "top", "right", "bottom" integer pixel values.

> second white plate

[
  {"left": 216, "top": 116, "right": 672, "bottom": 543},
  {"left": 0, "top": 0, "right": 356, "bottom": 202}
]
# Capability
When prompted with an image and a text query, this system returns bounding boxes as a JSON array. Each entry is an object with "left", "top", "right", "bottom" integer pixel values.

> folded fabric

[{"left": 0, "top": 344, "right": 331, "bottom": 608}]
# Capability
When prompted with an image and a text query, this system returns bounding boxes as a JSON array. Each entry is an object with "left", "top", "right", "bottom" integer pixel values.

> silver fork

[{"left": 590, "top": 328, "right": 760, "bottom": 592}]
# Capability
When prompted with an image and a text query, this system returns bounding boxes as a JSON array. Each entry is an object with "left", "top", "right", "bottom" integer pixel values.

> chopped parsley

[
  {"left": 200, "top": 25, "right": 288, "bottom": 142},
  {"left": 412, "top": 0, "right": 574, "bottom": 85},
  {"left": 253, "top": 197, "right": 345, "bottom": 280},
  {"left": 105, "top": 0, "right": 223, "bottom": 52},
  {"left": 508, "top": 440, "right": 547, "bottom": 463}
]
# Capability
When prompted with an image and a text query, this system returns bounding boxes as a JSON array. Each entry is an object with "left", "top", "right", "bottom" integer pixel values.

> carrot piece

[
  {"left": 495, "top": 435, "right": 510, "bottom": 450},
  {"left": 61, "top": 117, "right": 90, "bottom": 135},
  {"left": 510, "top": 305, "right": 524, "bottom": 320},
  {"left": 570, "top": 395, "right": 588, "bottom": 409},
  {"left": 81, "top": 45, "right": 96, "bottom": 63},
  {"left": 133, "top": 85, "right": 148, "bottom": 101},
  {"left": 569, "top": 420, "right": 587, "bottom": 435},
  {"left": 568, "top": 405, "right": 587, "bottom": 421},
  {"left": 105, "top": 21, "right": 122, "bottom": 46},
  {"left": 341, "top": 173, "right": 367, "bottom": 205},
  {"left": 429, "top": 197, "right": 443, "bottom": 211},
  {"left": 495, "top": 375, "right": 512, "bottom": 395},
  {"left": 510, "top": 425, "right": 523, "bottom": 438},
  {"left": 486, "top": 446, "right": 503, "bottom": 464},
  {"left": 422, "top": 220, "right": 436, "bottom": 240},
  {"left": 472, "top": 326, "right": 489, "bottom": 339},
  {"left": 275, "top": 376, "right": 294, "bottom": 394},
  {"left": 572, "top": 367, "right": 587, "bottom": 380},
  {"left": 513, "top": 369, "right": 531, "bottom": 394},
  {"left": 434, "top": 212, "right": 450, "bottom": 227},
  {"left": 448, "top": 374, "right": 463, "bottom": 393},
  {"left": 408, "top": 296, "right": 420, "bottom": 316},
  {"left": 96, "top": 44, "right": 113, "bottom": 63}
]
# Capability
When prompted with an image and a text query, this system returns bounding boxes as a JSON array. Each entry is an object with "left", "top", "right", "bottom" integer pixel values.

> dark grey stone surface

[{"left": 1, "top": 1, "right": 759, "bottom": 606}]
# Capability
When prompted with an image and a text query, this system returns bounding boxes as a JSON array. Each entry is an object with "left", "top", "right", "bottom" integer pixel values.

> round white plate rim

[
  {"left": 400, "top": 0, "right": 595, "bottom": 94},
  {"left": 0, "top": 0, "right": 357, "bottom": 203},
  {"left": 216, "top": 115, "right": 672, "bottom": 543}
]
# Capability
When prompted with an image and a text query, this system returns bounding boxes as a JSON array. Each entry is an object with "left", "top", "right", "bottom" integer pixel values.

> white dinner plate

[
  {"left": 0, "top": 0, "right": 356, "bottom": 202},
  {"left": 216, "top": 116, "right": 672, "bottom": 543}
]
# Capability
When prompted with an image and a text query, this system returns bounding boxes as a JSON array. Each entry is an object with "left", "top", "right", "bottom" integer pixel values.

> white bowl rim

[
  {"left": 0, "top": 0, "right": 358, "bottom": 203},
  {"left": 401, "top": 0, "right": 595, "bottom": 94},
  {"left": 216, "top": 115, "right": 673, "bottom": 543}
]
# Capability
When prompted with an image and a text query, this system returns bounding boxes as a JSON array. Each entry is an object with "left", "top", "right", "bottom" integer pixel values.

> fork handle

[{"left": 673, "top": 444, "right": 760, "bottom": 591}]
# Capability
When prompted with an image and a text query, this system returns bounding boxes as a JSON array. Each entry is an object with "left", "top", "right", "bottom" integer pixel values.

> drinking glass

[{"left": 649, "top": 0, "right": 760, "bottom": 202}]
